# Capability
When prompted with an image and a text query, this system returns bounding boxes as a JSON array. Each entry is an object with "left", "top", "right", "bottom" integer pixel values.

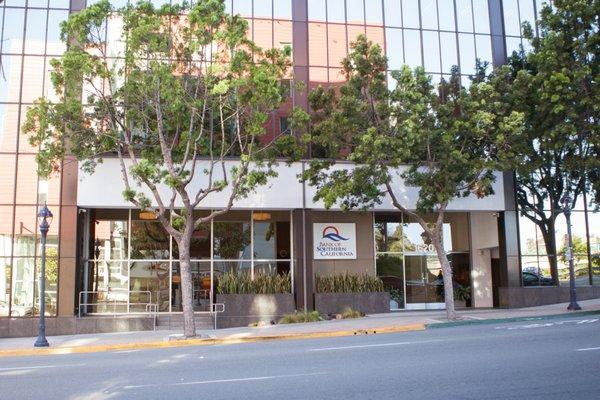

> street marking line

[
  {"left": 308, "top": 339, "right": 445, "bottom": 352},
  {"left": 0, "top": 363, "right": 85, "bottom": 371},
  {"left": 576, "top": 347, "right": 600, "bottom": 352},
  {"left": 123, "top": 372, "right": 328, "bottom": 389}
]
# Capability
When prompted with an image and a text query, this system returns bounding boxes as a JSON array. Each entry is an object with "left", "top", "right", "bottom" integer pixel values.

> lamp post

[
  {"left": 34, "top": 204, "right": 53, "bottom": 348},
  {"left": 561, "top": 195, "right": 581, "bottom": 311}
]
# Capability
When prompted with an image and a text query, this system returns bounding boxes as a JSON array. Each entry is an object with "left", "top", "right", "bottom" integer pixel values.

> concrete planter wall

[
  {"left": 314, "top": 292, "right": 390, "bottom": 315},
  {"left": 498, "top": 286, "right": 600, "bottom": 308},
  {"left": 215, "top": 293, "right": 296, "bottom": 328},
  {"left": 0, "top": 316, "right": 155, "bottom": 338}
]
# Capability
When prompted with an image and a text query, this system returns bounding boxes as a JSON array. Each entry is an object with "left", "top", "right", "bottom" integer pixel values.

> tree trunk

[
  {"left": 431, "top": 232, "right": 457, "bottom": 320},
  {"left": 540, "top": 218, "right": 558, "bottom": 284},
  {"left": 178, "top": 233, "right": 196, "bottom": 338}
]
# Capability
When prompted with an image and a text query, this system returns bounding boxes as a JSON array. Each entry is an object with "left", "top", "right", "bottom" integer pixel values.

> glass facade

[
  {"left": 0, "top": 0, "right": 69, "bottom": 317},
  {"left": 0, "top": 0, "right": 597, "bottom": 319},
  {"left": 83, "top": 210, "right": 292, "bottom": 314},
  {"left": 375, "top": 212, "right": 470, "bottom": 309}
]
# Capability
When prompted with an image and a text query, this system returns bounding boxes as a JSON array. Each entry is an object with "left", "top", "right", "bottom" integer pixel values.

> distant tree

[
  {"left": 498, "top": 0, "right": 599, "bottom": 282},
  {"left": 304, "top": 35, "right": 523, "bottom": 320},
  {"left": 23, "top": 0, "right": 306, "bottom": 337}
]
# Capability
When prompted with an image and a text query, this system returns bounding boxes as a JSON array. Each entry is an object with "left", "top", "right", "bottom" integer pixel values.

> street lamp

[
  {"left": 34, "top": 204, "right": 53, "bottom": 348},
  {"left": 561, "top": 195, "right": 581, "bottom": 311}
]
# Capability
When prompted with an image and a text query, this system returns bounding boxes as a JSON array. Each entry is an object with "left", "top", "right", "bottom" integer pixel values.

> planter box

[
  {"left": 314, "top": 292, "right": 390, "bottom": 315},
  {"left": 215, "top": 293, "right": 296, "bottom": 329}
]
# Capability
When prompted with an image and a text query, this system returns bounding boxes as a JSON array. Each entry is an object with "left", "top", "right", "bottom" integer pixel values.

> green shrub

[
  {"left": 340, "top": 307, "right": 362, "bottom": 319},
  {"left": 315, "top": 272, "right": 384, "bottom": 293},
  {"left": 216, "top": 271, "right": 291, "bottom": 294},
  {"left": 279, "top": 310, "right": 323, "bottom": 324}
]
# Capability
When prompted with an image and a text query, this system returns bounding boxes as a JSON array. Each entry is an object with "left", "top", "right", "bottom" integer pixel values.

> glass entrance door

[{"left": 404, "top": 255, "right": 445, "bottom": 309}]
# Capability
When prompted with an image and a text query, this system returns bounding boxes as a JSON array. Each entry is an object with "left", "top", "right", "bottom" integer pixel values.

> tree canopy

[
  {"left": 23, "top": 0, "right": 306, "bottom": 337},
  {"left": 305, "top": 35, "right": 524, "bottom": 319},
  {"left": 497, "top": 0, "right": 599, "bottom": 281}
]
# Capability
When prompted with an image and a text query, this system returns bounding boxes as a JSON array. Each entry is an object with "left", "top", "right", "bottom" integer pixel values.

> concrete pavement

[{"left": 1, "top": 298, "right": 599, "bottom": 356}]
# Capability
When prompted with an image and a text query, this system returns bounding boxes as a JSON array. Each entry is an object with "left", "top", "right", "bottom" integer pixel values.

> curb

[
  {"left": 426, "top": 310, "right": 600, "bottom": 329},
  {"left": 0, "top": 323, "right": 426, "bottom": 358}
]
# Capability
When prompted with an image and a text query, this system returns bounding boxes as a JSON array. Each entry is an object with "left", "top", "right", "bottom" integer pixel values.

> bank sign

[{"left": 313, "top": 223, "right": 357, "bottom": 260}]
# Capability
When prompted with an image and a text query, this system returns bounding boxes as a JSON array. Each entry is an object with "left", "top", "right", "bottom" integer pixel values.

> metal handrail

[
  {"left": 78, "top": 290, "right": 154, "bottom": 318},
  {"left": 212, "top": 303, "right": 225, "bottom": 330}
]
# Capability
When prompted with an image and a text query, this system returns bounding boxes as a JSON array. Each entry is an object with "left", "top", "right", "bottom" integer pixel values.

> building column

[
  {"left": 488, "top": 0, "right": 522, "bottom": 290},
  {"left": 292, "top": 209, "right": 314, "bottom": 311}
]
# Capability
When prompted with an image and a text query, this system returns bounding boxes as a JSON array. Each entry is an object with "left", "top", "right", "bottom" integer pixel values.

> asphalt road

[{"left": 1, "top": 315, "right": 599, "bottom": 400}]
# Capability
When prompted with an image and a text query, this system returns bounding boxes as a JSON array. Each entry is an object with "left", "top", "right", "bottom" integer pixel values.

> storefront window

[
  {"left": 82, "top": 209, "right": 292, "bottom": 314},
  {"left": 130, "top": 220, "right": 170, "bottom": 260},
  {"left": 0, "top": 258, "right": 10, "bottom": 316},
  {"left": 129, "top": 261, "right": 170, "bottom": 312},
  {"left": 11, "top": 258, "right": 35, "bottom": 317},
  {"left": 213, "top": 221, "right": 251, "bottom": 260},
  {"left": 588, "top": 213, "right": 600, "bottom": 285}
]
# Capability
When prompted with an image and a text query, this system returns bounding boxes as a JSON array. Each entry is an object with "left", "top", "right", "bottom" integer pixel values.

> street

[{"left": 1, "top": 315, "right": 599, "bottom": 400}]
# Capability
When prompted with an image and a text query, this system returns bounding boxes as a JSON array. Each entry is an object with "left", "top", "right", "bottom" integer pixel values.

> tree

[
  {"left": 305, "top": 35, "right": 523, "bottom": 320},
  {"left": 500, "top": 0, "right": 599, "bottom": 282},
  {"left": 23, "top": 0, "right": 306, "bottom": 337}
]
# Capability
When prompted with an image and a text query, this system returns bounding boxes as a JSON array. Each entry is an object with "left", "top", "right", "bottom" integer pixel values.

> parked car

[{"left": 522, "top": 271, "right": 555, "bottom": 286}]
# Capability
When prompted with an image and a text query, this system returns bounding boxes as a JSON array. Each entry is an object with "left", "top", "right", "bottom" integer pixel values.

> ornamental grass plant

[
  {"left": 216, "top": 271, "right": 292, "bottom": 294},
  {"left": 315, "top": 272, "right": 384, "bottom": 293}
]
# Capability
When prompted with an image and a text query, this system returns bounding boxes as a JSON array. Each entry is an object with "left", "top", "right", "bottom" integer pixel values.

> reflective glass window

[
  {"left": 28, "top": 0, "right": 49, "bottom": 7},
  {"left": 24, "top": 9, "right": 47, "bottom": 55},
  {"left": 505, "top": 36, "right": 522, "bottom": 56},
  {"left": 440, "top": 31, "right": 458, "bottom": 72},
  {"left": 0, "top": 155, "right": 15, "bottom": 205},
  {"left": 46, "top": 10, "right": 69, "bottom": 55},
  {"left": 50, "top": 0, "right": 71, "bottom": 8},
  {"left": 385, "top": 28, "right": 403, "bottom": 69},
  {"left": 422, "top": 30, "right": 440, "bottom": 73},
  {"left": 21, "top": 56, "right": 46, "bottom": 103},
  {"left": 130, "top": 220, "right": 170, "bottom": 259},
  {"left": 129, "top": 260, "right": 170, "bottom": 312},
  {"left": 0, "top": 55, "right": 22, "bottom": 103},
  {"left": 401, "top": 0, "right": 420, "bottom": 29},
  {"left": 253, "top": 222, "right": 276, "bottom": 259},
  {"left": 365, "top": 0, "right": 383, "bottom": 25},
  {"left": 273, "top": 0, "right": 292, "bottom": 19},
  {"left": 555, "top": 212, "right": 590, "bottom": 287},
  {"left": 456, "top": 0, "right": 474, "bottom": 32},
  {"left": 458, "top": 33, "right": 476, "bottom": 74},
  {"left": 11, "top": 257, "right": 35, "bottom": 316},
  {"left": 224, "top": 0, "right": 233, "bottom": 14},
  {"left": 420, "top": 0, "right": 438, "bottom": 30},
  {"left": 475, "top": 34, "right": 492, "bottom": 65},
  {"left": 502, "top": 0, "right": 521, "bottom": 36},
  {"left": 403, "top": 29, "right": 422, "bottom": 68},
  {"left": 437, "top": 0, "right": 455, "bottom": 31},
  {"left": 309, "top": 22, "right": 328, "bottom": 66},
  {"left": 93, "top": 219, "right": 128, "bottom": 260},
  {"left": 589, "top": 213, "right": 600, "bottom": 285},
  {"left": 0, "top": 104, "right": 19, "bottom": 152},
  {"left": 254, "top": 0, "right": 273, "bottom": 19},
  {"left": 233, "top": 0, "right": 253, "bottom": 17},
  {"left": 327, "top": 0, "right": 346, "bottom": 23},
  {"left": 472, "top": 0, "right": 490, "bottom": 34},
  {"left": 0, "top": 258, "right": 10, "bottom": 316},
  {"left": 2, "top": 8, "right": 25, "bottom": 53},
  {"left": 0, "top": 207, "right": 13, "bottom": 258},
  {"left": 384, "top": 0, "right": 402, "bottom": 27},
  {"left": 520, "top": 0, "right": 536, "bottom": 29},
  {"left": 346, "top": 0, "right": 365, "bottom": 24},
  {"left": 308, "top": 0, "right": 327, "bottom": 21},
  {"left": 213, "top": 222, "right": 251, "bottom": 259}
]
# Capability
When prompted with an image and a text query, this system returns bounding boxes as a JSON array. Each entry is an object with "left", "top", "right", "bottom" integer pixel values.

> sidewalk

[{"left": 2, "top": 298, "right": 599, "bottom": 357}]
